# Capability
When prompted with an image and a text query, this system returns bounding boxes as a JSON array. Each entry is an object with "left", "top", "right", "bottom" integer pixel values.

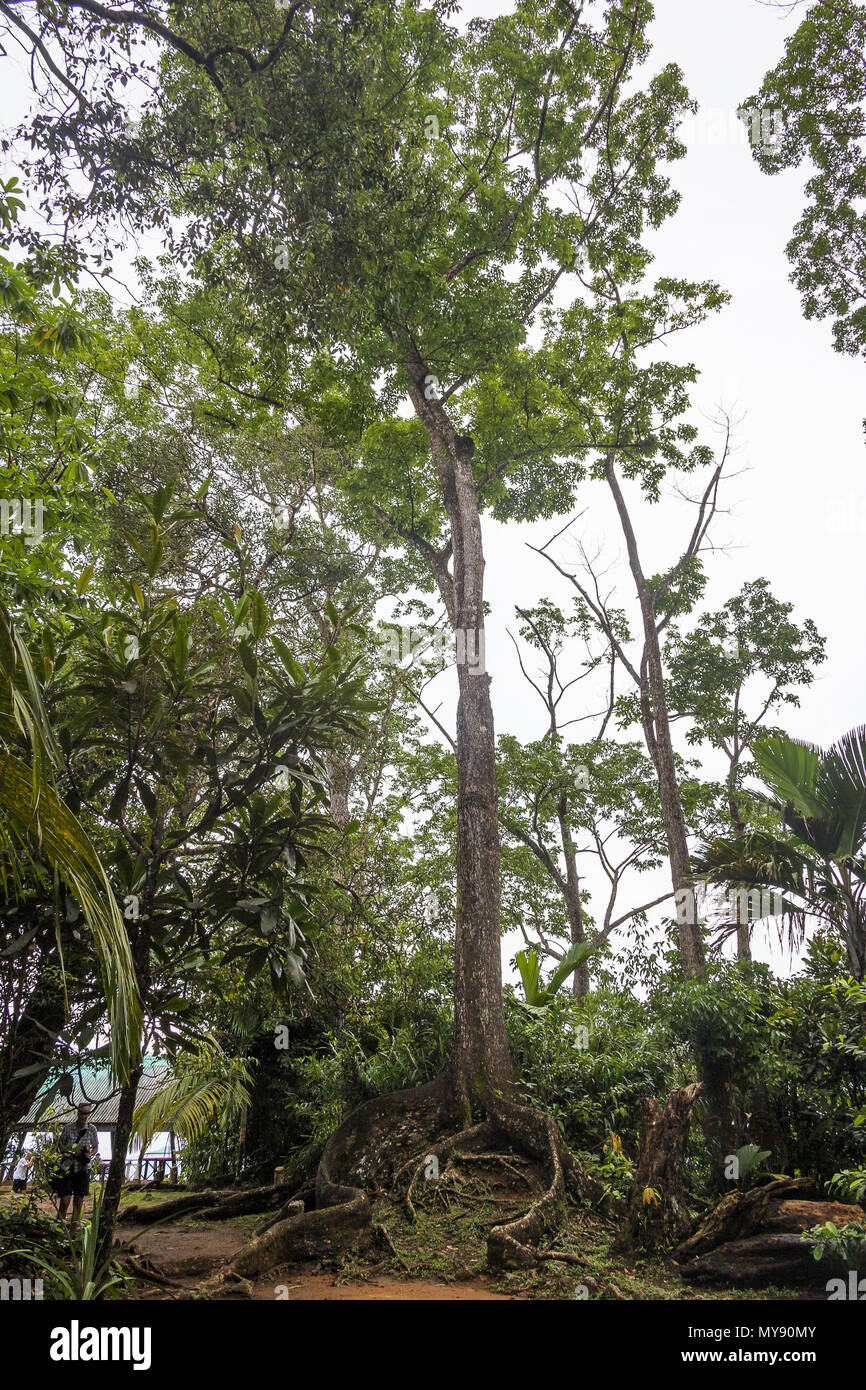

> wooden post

[{"left": 273, "top": 1166, "right": 285, "bottom": 1187}]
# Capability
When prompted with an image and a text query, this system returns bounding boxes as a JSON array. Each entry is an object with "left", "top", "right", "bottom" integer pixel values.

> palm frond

[
  {"left": 693, "top": 830, "right": 815, "bottom": 898},
  {"left": 753, "top": 734, "right": 824, "bottom": 819},
  {"left": 515, "top": 947, "right": 543, "bottom": 1007},
  {"left": 819, "top": 725, "right": 866, "bottom": 859},
  {"left": 131, "top": 1041, "right": 254, "bottom": 1150},
  {"left": 0, "top": 601, "right": 61, "bottom": 768},
  {"left": 546, "top": 939, "right": 596, "bottom": 996},
  {"left": 515, "top": 939, "right": 596, "bottom": 1012},
  {"left": 0, "top": 752, "right": 141, "bottom": 1081}
]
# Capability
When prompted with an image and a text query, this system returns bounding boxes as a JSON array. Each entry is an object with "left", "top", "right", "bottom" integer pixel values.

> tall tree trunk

[
  {"left": 408, "top": 359, "right": 513, "bottom": 1117},
  {"left": 701, "top": 1063, "right": 743, "bottom": 1194},
  {"left": 326, "top": 752, "right": 351, "bottom": 829},
  {"left": 235, "top": 1102, "right": 248, "bottom": 1178},
  {"left": 97, "top": 1061, "right": 143, "bottom": 1268},
  {"left": 451, "top": 652, "right": 513, "bottom": 1114},
  {"left": 600, "top": 456, "right": 760, "bottom": 1191},
  {"left": 449, "top": 469, "right": 513, "bottom": 1116},
  {"left": 605, "top": 457, "right": 705, "bottom": 980},
  {"left": 558, "top": 803, "right": 589, "bottom": 996},
  {"left": 727, "top": 768, "right": 752, "bottom": 961}
]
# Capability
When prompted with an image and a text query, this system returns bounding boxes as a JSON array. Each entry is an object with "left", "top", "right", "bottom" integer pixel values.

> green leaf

[
  {"left": 251, "top": 590, "right": 267, "bottom": 642},
  {"left": 146, "top": 536, "right": 163, "bottom": 578},
  {"left": 151, "top": 482, "right": 175, "bottom": 524},
  {"left": 753, "top": 735, "right": 824, "bottom": 819},
  {"left": 546, "top": 939, "right": 597, "bottom": 997}
]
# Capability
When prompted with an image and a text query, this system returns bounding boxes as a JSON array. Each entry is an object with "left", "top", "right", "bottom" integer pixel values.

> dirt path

[
  {"left": 128, "top": 1220, "right": 520, "bottom": 1299},
  {"left": 132, "top": 1220, "right": 248, "bottom": 1268},
  {"left": 256, "top": 1272, "right": 519, "bottom": 1300},
  {"left": 2, "top": 1194, "right": 521, "bottom": 1299}
]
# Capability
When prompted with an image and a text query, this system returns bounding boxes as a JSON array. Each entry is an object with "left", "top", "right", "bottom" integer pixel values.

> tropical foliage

[
  {"left": 0, "top": 0, "right": 862, "bottom": 1315},
  {"left": 695, "top": 727, "right": 866, "bottom": 978}
]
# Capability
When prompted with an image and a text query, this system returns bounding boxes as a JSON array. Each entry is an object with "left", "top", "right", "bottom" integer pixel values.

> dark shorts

[
  {"left": 51, "top": 1168, "right": 90, "bottom": 1199},
  {"left": 12, "top": 1178, "right": 27, "bottom": 1193}
]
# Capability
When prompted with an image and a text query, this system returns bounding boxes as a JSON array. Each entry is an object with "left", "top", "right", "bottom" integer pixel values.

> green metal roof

[{"left": 15, "top": 1057, "right": 171, "bottom": 1129}]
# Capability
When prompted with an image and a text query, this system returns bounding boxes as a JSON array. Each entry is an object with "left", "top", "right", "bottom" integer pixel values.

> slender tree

[{"left": 664, "top": 578, "right": 826, "bottom": 958}]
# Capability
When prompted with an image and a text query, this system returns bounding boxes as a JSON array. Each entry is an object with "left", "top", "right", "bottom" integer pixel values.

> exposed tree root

[
  {"left": 401, "top": 1122, "right": 498, "bottom": 1220},
  {"left": 201, "top": 1186, "right": 284, "bottom": 1222},
  {"left": 483, "top": 1098, "right": 567, "bottom": 1269},
  {"left": 376, "top": 1222, "right": 412, "bottom": 1272},
  {"left": 674, "top": 1177, "right": 818, "bottom": 1263},
  {"left": 218, "top": 1077, "right": 448, "bottom": 1282},
  {"left": 119, "top": 1191, "right": 218, "bottom": 1225},
  {"left": 125, "top": 1255, "right": 185, "bottom": 1288},
  {"left": 204, "top": 1073, "right": 587, "bottom": 1285},
  {"left": 120, "top": 1184, "right": 283, "bottom": 1228},
  {"left": 254, "top": 1186, "right": 313, "bottom": 1237}
]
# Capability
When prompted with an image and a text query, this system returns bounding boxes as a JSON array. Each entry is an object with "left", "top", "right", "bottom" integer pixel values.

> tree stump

[{"left": 619, "top": 1082, "right": 703, "bottom": 1253}]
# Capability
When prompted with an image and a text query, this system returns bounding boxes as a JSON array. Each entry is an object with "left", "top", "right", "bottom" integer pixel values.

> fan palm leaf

[
  {"left": 818, "top": 725, "right": 866, "bottom": 860},
  {"left": 752, "top": 735, "right": 824, "bottom": 819},
  {"left": 695, "top": 727, "right": 866, "bottom": 976}
]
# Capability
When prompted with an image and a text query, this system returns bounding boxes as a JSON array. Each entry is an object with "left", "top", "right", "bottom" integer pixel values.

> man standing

[
  {"left": 11, "top": 1149, "right": 34, "bottom": 1194},
  {"left": 52, "top": 1102, "right": 99, "bottom": 1233}
]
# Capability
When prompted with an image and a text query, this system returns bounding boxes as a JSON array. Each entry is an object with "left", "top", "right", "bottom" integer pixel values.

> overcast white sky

[{"left": 2, "top": 0, "right": 862, "bottom": 980}]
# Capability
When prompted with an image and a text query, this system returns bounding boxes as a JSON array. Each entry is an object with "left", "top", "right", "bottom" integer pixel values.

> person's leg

[
  {"left": 70, "top": 1171, "right": 90, "bottom": 1233},
  {"left": 57, "top": 1195, "right": 71, "bottom": 1222},
  {"left": 70, "top": 1195, "right": 84, "bottom": 1234}
]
